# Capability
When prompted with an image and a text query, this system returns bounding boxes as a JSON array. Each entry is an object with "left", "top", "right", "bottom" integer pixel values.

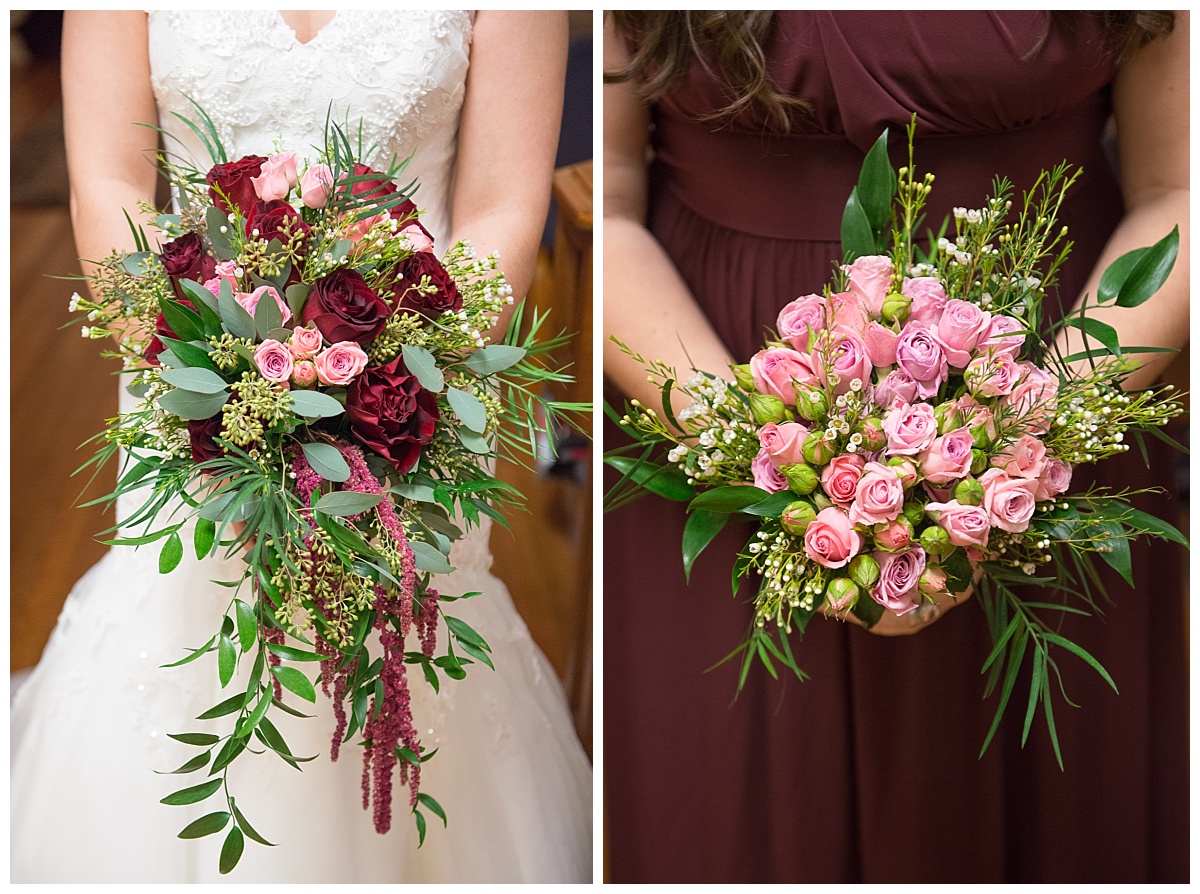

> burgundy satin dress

[{"left": 604, "top": 12, "right": 1187, "bottom": 883}]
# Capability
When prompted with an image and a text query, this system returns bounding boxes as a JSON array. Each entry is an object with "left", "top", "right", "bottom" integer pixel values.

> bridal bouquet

[
  {"left": 608, "top": 124, "right": 1184, "bottom": 765},
  {"left": 71, "top": 107, "right": 583, "bottom": 873}
]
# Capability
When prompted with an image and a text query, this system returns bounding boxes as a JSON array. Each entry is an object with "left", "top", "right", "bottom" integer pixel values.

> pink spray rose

[
  {"left": 251, "top": 151, "right": 300, "bottom": 202},
  {"left": 821, "top": 454, "right": 866, "bottom": 505},
  {"left": 873, "top": 368, "right": 920, "bottom": 407},
  {"left": 965, "top": 352, "right": 1021, "bottom": 398},
  {"left": 872, "top": 546, "right": 926, "bottom": 615},
  {"left": 844, "top": 254, "right": 893, "bottom": 318},
  {"left": 979, "top": 314, "right": 1028, "bottom": 359},
  {"left": 287, "top": 325, "right": 324, "bottom": 360},
  {"left": 291, "top": 360, "right": 318, "bottom": 387},
  {"left": 776, "top": 294, "right": 827, "bottom": 352},
  {"left": 235, "top": 285, "right": 293, "bottom": 325},
  {"left": 919, "top": 565, "right": 949, "bottom": 598},
  {"left": 882, "top": 399, "right": 938, "bottom": 456},
  {"left": 816, "top": 329, "right": 873, "bottom": 395},
  {"left": 1005, "top": 363, "right": 1059, "bottom": 434},
  {"left": 863, "top": 321, "right": 898, "bottom": 367},
  {"left": 848, "top": 461, "right": 905, "bottom": 526},
  {"left": 924, "top": 499, "right": 992, "bottom": 548},
  {"left": 253, "top": 339, "right": 294, "bottom": 384},
  {"left": 875, "top": 518, "right": 913, "bottom": 551},
  {"left": 314, "top": 341, "right": 369, "bottom": 387},
  {"left": 299, "top": 163, "right": 334, "bottom": 209},
  {"left": 919, "top": 427, "right": 975, "bottom": 485},
  {"left": 202, "top": 260, "right": 241, "bottom": 298},
  {"left": 752, "top": 448, "right": 789, "bottom": 493},
  {"left": 980, "top": 468, "right": 1038, "bottom": 533},
  {"left": 902, "top": 277, "right": 948, "bottom": 329},
  {"left": 934, "top": 299, "right": 992, "bottom": 368},
  {"left": 401, "top": 223, "right": 435, "bottom": 254},
  {"left": 893, "top": 325, "right": 948, "bottom": 399},
  {"left": 803, "top": 507, "right": 864, "bottom": 569},
  {"left": 1033, "top": 456, "right": 1073, "bottom": 501},
  {"left": 750, "top": 346, "right": 818, "bottom": 405},
  {"left": 758, "top": 421, "right": 810, "bottom": 467},
  {"left": 993, "top": 434, "right": 1047, "bottom": 480}
]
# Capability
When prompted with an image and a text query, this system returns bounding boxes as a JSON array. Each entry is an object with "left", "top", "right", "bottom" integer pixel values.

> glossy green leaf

[
  {"left": 447, "top": 386, "right": 488, "bottom": 433},
  {"left": 159, "top": 295, "right": 206, "bottom": 344},
  {"left": 168, "top": 732, "right": 221, "bottom": 747},
  {"left": 159, "top": 336, "right": 218, "bottom": 372},
  {"left": 234, "top": 691, "right": 272, "bottom": 739},
  {"left": 288, "top": 390, "right": 345, "bottom": 419},
  {"left": 234, "top": 600, "right": 257, "bottom": 652},
  {"left": 414, "top": 808, "right": 427, "bottom": 847},
  {"left": 219, "top": 826, "right": 245, "bottom": 875},
  {"left": 840, "top": 186, "right": 877, "bottom": 263},
  {"left": 159, "top": 388, "right": 229, "bottom": 421},
  {"left": 159, "top": 531, "right": 184, "bottom": 574},
  {"left": 1123, "top": 508, "right": 1189, "bottom": 547},
  {"left": 739, "top": 492, "right": 796, "bottom": 517},
  {"left": 271, "top": 666, "right": 317, "bottom": 703},
  {"left": 856, "top": 128, "right": 895, "bottom": 232},
  {"left": 464, "top": 344, "right": 526, "bottom": 375},
  {"left": 603, "top": 455, "right": 695, "bottom": 502},
  {"left": 231, "top": 798, "right": 275, "bottom": 847},
  {"left": 265, "top": 643, "right": 324, "bottom": 662},
  {"left": 1066, "top": 316, "right": 1121, "bottom": 358},
  {"left": 161, "top": 778, "right": 223, "bottom": 806},
  {"left": 402, "top": 344, "right": 444, "bottom": 393},
  {"left": 301, "top": 442, "right": 351, "bottom": 482},
  {"left": 682, "top": 509, "right": 728, "bottom": 581},
  {"left": 193, "top": 517, "right": 216, "bottom": 560},
  {"left": 196, "top": 692, "right": 249, "bottom": 720},
  {"left": 1098, "top": 226, "right": 1179, "bottom": 308},
  {"left": 162, "top": 636, "right": 216, "bottom": 669},
  {"left": 217, "top": 633, "right": 236, "bottom": 687},
  {"left": 314, "top": 491, "right": 383, "bottom": 517},
  {"left": 1093, "top": 522, "right": 1133, "bottom": 587},
  {"left": 178, "top": 277, "right": 223, "bottom": 325},
  {"left": 689, "top": 485, "right": 771, "bottom": 513},
  {"left": 178, "top": 811, "right": 232, "bottom": 840},
  {"left": 155, "top": 750, "right": 212, "bottom": 775},
  {"left": 209, "top": 735, "right": 248, "bottom": 775},
  {"left": 417, "top": 793, "right": 447, "bottom": 827},
  {"left": 1042, "top": 632, "right": 1118, "bottom": 691}
]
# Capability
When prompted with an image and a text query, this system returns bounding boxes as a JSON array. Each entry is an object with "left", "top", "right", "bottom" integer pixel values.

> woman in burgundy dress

[{"left": 603, "top": 12, "right": 1188, "bottom": 883}]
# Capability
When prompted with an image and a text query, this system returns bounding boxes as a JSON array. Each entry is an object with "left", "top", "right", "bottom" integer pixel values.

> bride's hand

[{"left": 824, "top": 568, "right": 982, "bottom": 636}]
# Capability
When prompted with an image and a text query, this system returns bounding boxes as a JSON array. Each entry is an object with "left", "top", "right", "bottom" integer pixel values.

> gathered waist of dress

[{"left": 649, "top": 97, "right": 1114, "bottom": 243}]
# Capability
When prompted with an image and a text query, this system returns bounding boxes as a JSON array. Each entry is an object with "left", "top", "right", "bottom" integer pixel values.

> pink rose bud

[
  {"left": 401, "top": 223, "right": 434, "bottom": 254},
  {"left": 795, "top": 387, "right": 828, "bottom": 422},
  {"left": 965, "top": 353, "right": 1021, "bottom": 398},
  {"left": 783, "top": 463, "right": 820, "bottom": 495},
  {"left": 253, "top": 339, "right": 294, "bottom": 384},
  {"left": 919, "top": 565, "right": 949, "bottom": 598},
  {"left": 749, "top": 393, "right": 787, "bottom": 425},
  {"left": 843, "top": 254, "right": 893, "bottom": 318},
  {"left": 816, "top": 328, "right": 873, "bottom": 395},
  {"left": 979, "top": 313, "right": 1027, "bottom": 359},
  {"left": 204, "top": 260, "right": 241, "bottom": 297},
  {"left": 824, "top": 576, "right": 860, "bottom": 612},
  {"left": 288, "top": 325, "right": 324, "bottom": 360},
  {"left": 863, "top": 321, "right": 898, "bottom": 367},
  {"left": 873, "top": 517, "right": 913, "bottom": 551},
  {"left": 802, "top": 430, "right": 837, "bottom": 466},
  {"left": 776, "top": 294, "right": 828, "bottom": 352},
  {"left": 235, "top": 285, "right": 293, "bottom": 325},
  {"left": 751, "top": 449, "right": 789, "bottom": 493},
  {"left": 291, "top": 359, "right": 318, "bottom": 387},
  {"left": 848, "top": 554, "right": 881, "bottom": 589},
  {"left": 980, "top": 468, "right": 1038, "bottom": 533},
  {"left": 759, "top": 421, "right": 810, "bottom": 467},
  {"left": 1004, "top": 363, "right": 1059, "bottom": 434},
  {"left": 855, "top": 417, "right": 887, "bottom": 451},
  {"left": 803, "top": 507, "right": 864, "bottom": 569},
  {"left": 299, "top": 163, "right": 334, "bottom": 209},
  {"left": 314, "top": 341, "right": 369, "bottom": 387},
  {"left": 251, "top": 151, "right": 300, "bottom": 202},
  {"left": 780, "top": 500, "right": 817, "bottom": 536},
  {"left": 887, "top": 456, "right": 920, "bottom": 489},
  {"left": 1033, "top": 456, "right": 1073, "bottom": 502},
  {"left": 924, "top": 499, "right": 991, "bottom": 548}
]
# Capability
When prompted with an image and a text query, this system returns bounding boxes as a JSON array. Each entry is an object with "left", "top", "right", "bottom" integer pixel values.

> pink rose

[
  {"left": 902, "top": 277, "right": 948, "bottom": 329},
  {"left": 925, "top": 499, "right": 992, "bottom": 548},
  {"left": 750, "top": 347, "right": 818, "bottom": 405},
  {"left": 752, "top": 448, "right": 789, "bottom": 493},
  {"left": 863, "top": 321, "right": 898, "bottom": 367},
  {"left": 993, "top": 434, "right": 1047, "bottom": 480},
  {"left": 776, "top": 294, "right": 828, "bottom": 352},
  {"left": 235, "top": 285, "right": 293, "bottom": 325},
  {"left": 844, "top": 255, "right": 893, "bottom": 318},
  {"left": 1005, "top": 363, "right": 1058, "bottom": 434},
  {"left": 934, "top": 299, "right": 992, "bottom": 368},
  {"left": 299, "top": 163, "right": 334, "bottom": 209},
  {"left": 979, "top": 314, "right": 1028, "bottom": 359},
  {"left": 871, "top": 546, "right": 926, "bottom": 615},
  {"left": 875, "top": 518, "right": 913, "bottom": 551},
  {"left": 821, "top": 453, "right": 866, "bottom": 505},
  {"left": 954, "top": 393, "right": 997, "bottom": 440},
  {"left": 919, "top": 427, "right": 975, "bottom": 485},
  {"left": 893, "top": 325, "right": 948, "bottom": 399},
  {"left": 401, "top": 223, "right": 435, "bottom": 254},
  {"left": 887, "top": 457, "right": 919, "bottom": 488},
  {"left": 202, "top": 260, "right": 241, "bottom": 297},
  {"left": 253, "top": 339, "right": 294, "bottom": 384},
  {"left": 314, "top": 341, "right": 369, "bottom": 387},
  {"left": 965, "top": 353, "right": 1021, "bottom": 398},
  {"left": 980, "top": 468, "right": 1038, "bottom": 533},
  {"left": 816, "top": 329, "right": 873, "bottom": 395},
  {"left": 803, "top": 507, "right": 864, "bottom": 569},
  {"left": 882, "top": 399, "right": 938, "bottom": 456},
  {"left": 758, "top": 421, "right": 810, "bottom": 468},
  {"left": 848, "top": 461, "right": 905, "bottom": 526},
  {"left": 288, "top": 325, "right": 324, "bottom": 361},
  {"left": 919, "top": 565, "right": 949, "bottom": 598},
  {"left": 251, "top": 151, "right": 300, "bottom": 202},
  {"left": 1033, "top": 456, "right": 1073, "bottom": 502},
  {"left": 873, "top": 368, "right": 920, "bottom": 407},
  {"left": 291, "top": 360, "right": 318, "bottom": 387}
]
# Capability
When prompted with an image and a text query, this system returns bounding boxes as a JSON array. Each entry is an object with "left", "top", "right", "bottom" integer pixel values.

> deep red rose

[
  {"left": 187, "top": 409, "right": 227, "bottom": 464},
  {"left": 145, "top": 298, "right": 197, "bottom": 366},
  {"left": 159, "top": 232, "right": 217, "bottom": 302},
  {"left": 393, "top": 251, "right": 462, "bottom": 318},
  {"left": 346, "top": 356, "right": 439, "bottom": 474},
  {"left": 245, "top": 199, "right": 310, "bottom": 245},
  {"left": 206, "top": 155, "right": 267, "bottom": 217},
  {"left": 301, "top": 269, "right": 391, "bottom": 344}
]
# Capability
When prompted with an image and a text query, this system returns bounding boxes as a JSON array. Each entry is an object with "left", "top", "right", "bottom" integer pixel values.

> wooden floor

[{"left": 9, "top": 61, "right": 592, "bottom": 752}]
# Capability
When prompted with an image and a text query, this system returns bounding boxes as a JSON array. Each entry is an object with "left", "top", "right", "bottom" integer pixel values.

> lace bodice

[{"left": 147, "top": 10, "right": 472, "bottom": 247}]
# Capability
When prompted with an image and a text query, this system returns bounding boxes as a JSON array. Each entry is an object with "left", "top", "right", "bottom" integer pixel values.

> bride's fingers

[{"left": 821, "top": 582, "right": 975, "bottom": 637}]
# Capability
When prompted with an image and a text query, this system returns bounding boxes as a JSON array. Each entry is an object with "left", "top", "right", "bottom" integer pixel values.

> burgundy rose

[
  {"left": 145, "top": 298, "right": 197, "bottom": 366},
  {"left": 245, "top": 199, "right": 310, "bottom": 244},
  {"left": 392, "top": 251, "right": 462, "bottom": 318},
  {"left": 301, "top": 269, "right": 392, "bottom": 344},
  {"left": 187, "top": 409, "right": 226, "bottom": 464},
  {"left": 345, "top": 356, "right": 439, "bottom": 474},
  {"left": 159, "top": 232, "right": 216, "bottom": 281},
  {"left": 206, "top": 155, "right": 267, "bottom": 217}
]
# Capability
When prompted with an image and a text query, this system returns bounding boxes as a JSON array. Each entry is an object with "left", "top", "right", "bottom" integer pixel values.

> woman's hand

[{"left": 824, "top": 568, "right": 982, "bottom": 636}]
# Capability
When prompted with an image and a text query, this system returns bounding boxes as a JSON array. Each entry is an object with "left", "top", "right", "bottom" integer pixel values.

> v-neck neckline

[{"left": 276, "top": 11, "right": 338, "bottom": 47}]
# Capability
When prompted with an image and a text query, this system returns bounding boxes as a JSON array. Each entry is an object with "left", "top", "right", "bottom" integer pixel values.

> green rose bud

[
  {"left": 848, "top": 554, "right": 880, "bottom": 589},
  {"left": 919, "top": 523, "right": 952, "bottom": 557},
  {"left": 794, "top": 387, "right": 828, "bottom": 422},
  {"left": 802, "top": 430, "right": 837, "bottom": 466},
  {"left": 812, "top": 492, "right": 834, "bottom": 512},
  {"left": 780, "top": 500, "right": 817, "bottom": 536},
  {"left": 880, "top": 290, "right": 911, "bottom": 324},
  {"left": 782, "top": 462, "right": 820, "bottom": 495},
  {"left": 731, "top": 363, "right": 756, "bottom": 392},
  {"left": 953, "top": 477, "right": 984, "bottom": 506},
  {"left": 970, "top": 448, "right": 989, "bottom": 475},
  {"left": 749, "top": 392, "right": 787, "bottom": 425},
  {"left": 933, "top": 401, "right": 958, "bottom": 435},
  {"left": 856, "top": 417, "right": 886, "bottom": 451},
  {"left": 889, "top": 457, "right": 919, "bottom": 488},
  {"left": 902, "top": 501, "right": 926, "bottom": 529},
  {"left": 824, "top": 576, "right": 860, "bottom": 611},
  {"left": 968, "top": 422, "right": 991, "bottom": 447}
]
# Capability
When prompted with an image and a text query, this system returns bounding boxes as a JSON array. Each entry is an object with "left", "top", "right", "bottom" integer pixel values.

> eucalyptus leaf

[
  {"left": 458, "top": 427, "right": 491, "bottom": 455},
  {"left": 464, "top": 344, "right": 526, "bottom": 375},
  {"left": 289, "top": 391, "right": 346, "bottom": 419},
  {"left": 286, "top": 283, "right": 312, "bottom": 320},
  {"left": 206, "top": 206, "right": 235, "bottom": 260},
  {"left": 301, "top": 442, "right": 351, "bottom": 482},
  {"left": 253, "top": 285, "right": 285, "bottom": 338},
  {"left": 218, "top": 283, "right": 257, "bottom": 340},
  {"left": 392, "top": 483, "right": 438, "bottom": 503},
  {"left": 410, "top": 540, "right": 454, "bottom": 574},
  {"left": 447, "top": 387, "right": 488, "bottom": 433},
  {"left": 314, "top": 491, "right": 383, "bottom": 517},
  {"left": 402, "top": 344, "right": 444, "bottom": 393},
  {"left": 161, "top": 367, "right": 229, "bottom": 394},
  {"left": 121, "top": 251, "right": 156, "bottom": 276},
  {"left": 159, "top": 388, "right": 229, "bottom": 421}
]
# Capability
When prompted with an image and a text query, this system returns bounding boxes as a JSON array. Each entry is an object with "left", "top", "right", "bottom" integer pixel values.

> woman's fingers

[{"left": 822, "top": 576, "right": 978, "bottom": 637}]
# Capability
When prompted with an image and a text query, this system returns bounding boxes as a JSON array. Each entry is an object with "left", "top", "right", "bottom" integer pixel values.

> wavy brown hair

[{"left": 607, "top": 11, "right": 1177, "bottom": 132}]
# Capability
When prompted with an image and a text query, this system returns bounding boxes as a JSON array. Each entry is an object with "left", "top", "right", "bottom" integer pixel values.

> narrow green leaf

[
  {"left": 464, "top": 344, "right": 526, "bottom": 375},
  {"left": 231, "top": 799, "right": 275, "bottom": 846},
  {"left": 603, "top": 455, "right": 695, "bottom": 502},
  {"left": 301, "top": 442, "right": 351, "bottom": 483},
  {"left": 217, "top": 633, "right": 236, "bottom": 687},
  {"left": 234, "top": 691, "right": 272, "bottom": 738},
  {"left": 1123, "top": 508, "right": 1189, "bottom": 547},
  {"left": 159, "top": 295, "right": 206, "bottom": 343},
  {"left": 196, "top": 692, "right": 249, "bottom": 720},
  {"left": 234, "top": 600, "right": 257, "bottom": 652},
  {"left": 682, "top": 510, "right": 728, "bottom": 581},
  {"left": 271, "top": 666, "right": 317, "bottom": 703},
  {"left": 1067, "top": 316, "right": 1121, "bottom": 358},
  {"left": 161, "top": 778, "right": 223, "bottom": 806},
  {"left": 265, "top": 643, "right": 324, "bottom": 662},
  {"left": 447, "top": 386, "right": 488, "bottom": 433},
  {"left": 178, "top": 278, "right": 223, "bottom": 329},
  {"left": 209, "top": 735, "right": 248, "bottom": 775},
  {"left": 219, "top": 826, "right": 245, "bottom": 875},
  {"left": 155, "top": 750, "right": 213, "bottom": 775},
  {"left": 1042, "top": 632, "right": 1118, "bottom": 692},
  {"left": 417, "top": 793, "right": 447, "bottom": 826},
  {"left": 167, "top": 732, "right": 221, "bottom": 747},
  {"left": 840, "top": 187, "right": 877, "bottom": 263},
  {"left": 159, "top": 336, "right": 219, "bottom": 371},
  {"left": 1022, "top": 645, "right": 1045, "bottom": 746},
  {"left": 689, "top": 485, "right": 771, "bottom": 513},
  {"left": 739, "top": 491, "right": 796, "bottom": 517},
  {"left": 402, "top": 344, "right": 444, "bottom": 393},
  {"left": 158, "top": 531, "right": 184, "bottom": 574},
  {"left": 162, "top": 636, "right": 216, "bottom": 669},
  {"left": 414, "top": 808, "right": 427, "bottom": 847},
  {"left": 178, "top": 811, "right": 232, "bottom": 840}
]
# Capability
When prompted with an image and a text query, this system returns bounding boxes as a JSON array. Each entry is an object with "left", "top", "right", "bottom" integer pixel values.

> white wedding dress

[{"left": 11, "top": 11, "right": 591, "bottom": 883}]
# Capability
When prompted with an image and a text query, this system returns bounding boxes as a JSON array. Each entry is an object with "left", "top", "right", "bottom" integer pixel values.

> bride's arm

[
  {"left": 448, "top": 10, "right": 568, "bottom": 331},
  {"left": 61, "top": 11, "right": 159, "bottom": 293},
  {"left": 1054, "top": 12, "right": 1189, "bottom": 391},
  {"left": 602, "top": 15, "right": 733, "bottom": 414}
]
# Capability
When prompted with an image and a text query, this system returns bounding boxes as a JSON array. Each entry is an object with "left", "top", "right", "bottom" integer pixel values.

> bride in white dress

[{"left": 11, "top": 10, "right": 591, "bottom": 883}]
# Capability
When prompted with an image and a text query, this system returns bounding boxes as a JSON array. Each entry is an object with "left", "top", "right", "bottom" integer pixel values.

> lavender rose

[
  {"left": 872, "top": 546, "right": 926, "bottom": 614},
  {"left": 894, "top": 325, "right": 949, "bottom": 398},
  {"left": 919, "top": 427, "right": 975, "bottom": 485}
]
